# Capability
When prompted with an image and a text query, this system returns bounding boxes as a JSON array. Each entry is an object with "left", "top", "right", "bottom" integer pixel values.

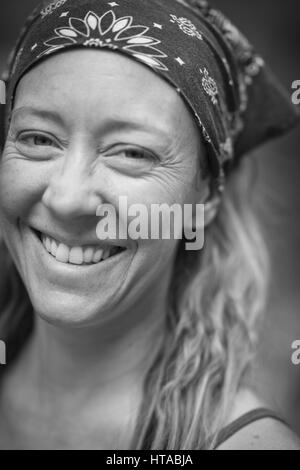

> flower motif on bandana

[
  {"left": 199, "top": 68, "right": 219, "bottom": 105},
  {"left": 37, "top": 10, "right": 168, "bottom": 71},
  {"left": 170, "top": 14, "right": 203, "bottom": 40}
]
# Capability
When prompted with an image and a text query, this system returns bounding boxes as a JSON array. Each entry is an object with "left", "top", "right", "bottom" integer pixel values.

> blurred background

[{"left": 0, "top": 0, "right": 300, "bottom": 433}]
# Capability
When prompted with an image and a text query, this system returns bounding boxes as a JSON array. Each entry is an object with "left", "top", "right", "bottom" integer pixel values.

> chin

[{"left": 28, "top": 290, "right": 116, "bottom": 328}]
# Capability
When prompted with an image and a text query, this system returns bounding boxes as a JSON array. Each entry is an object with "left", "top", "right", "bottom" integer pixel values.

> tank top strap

[{"left": 214, "top": 408, "right": 288, "bottom": 448}]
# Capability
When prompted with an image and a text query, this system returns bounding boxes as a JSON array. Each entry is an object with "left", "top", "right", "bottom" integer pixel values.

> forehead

[{"left": 14, "top": 49, "right": 196, "bottom": 136}]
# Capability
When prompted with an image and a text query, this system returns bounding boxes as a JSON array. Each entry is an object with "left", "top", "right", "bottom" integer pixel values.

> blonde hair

[
  {"left": 0, "top": 244, "right": 33, "bottom": 366},
  {"left": 0, "top": 157, "right": 269, "bottom": 449},
  {"left": 131, "top": 158, "right": 270, "bottom": 449}
]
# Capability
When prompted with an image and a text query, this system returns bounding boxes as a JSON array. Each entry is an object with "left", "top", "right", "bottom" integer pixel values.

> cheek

[
  {"left": 0, "top": 149, "right": 46, "bottom": 225},
  {"left": 117, "top": 174, "right": 187, "bottom": 256},
  {"left": 121, "top": 170, "right": 197, "bottom": 213}
]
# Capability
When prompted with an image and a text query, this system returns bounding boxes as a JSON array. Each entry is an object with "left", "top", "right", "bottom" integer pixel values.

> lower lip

[{"left": 24, "top": 224, "right": 129, "bottom": 283}]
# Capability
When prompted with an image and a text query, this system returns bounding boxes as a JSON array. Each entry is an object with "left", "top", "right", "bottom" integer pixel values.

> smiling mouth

[{"left": 32, "top": 229, "right": 126, "bottom": 266}]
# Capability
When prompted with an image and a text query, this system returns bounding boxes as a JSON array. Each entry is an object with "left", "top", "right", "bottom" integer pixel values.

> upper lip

[{"left": 30, "top": 226, "right": 127, "bottom": 249}]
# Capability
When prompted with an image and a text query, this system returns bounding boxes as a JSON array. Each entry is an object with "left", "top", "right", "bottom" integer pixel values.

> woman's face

[{"left": 0, "top": 49, "right": 206, "bottom": 327}]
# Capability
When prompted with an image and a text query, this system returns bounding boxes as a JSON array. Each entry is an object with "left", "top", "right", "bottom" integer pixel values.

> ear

[{"left": 186, "top": 183, "right": 221, "bottom": 233}]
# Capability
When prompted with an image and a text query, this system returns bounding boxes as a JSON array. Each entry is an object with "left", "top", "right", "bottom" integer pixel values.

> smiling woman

[{"left": 0, "top": 0, "right": 299, "bottom": 451}]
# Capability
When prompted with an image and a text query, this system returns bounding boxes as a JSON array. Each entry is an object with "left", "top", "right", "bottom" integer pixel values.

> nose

[{"left": 42, "top": 150, "right": 105, "bottom": 220}]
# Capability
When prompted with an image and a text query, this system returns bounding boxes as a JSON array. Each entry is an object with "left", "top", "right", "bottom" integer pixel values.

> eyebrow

[
  {"left": 11, "top": 106, "right": 65, "bottom": 128},
  {"left": 11, "top": 106, "right": 172, "bottom": 144}
]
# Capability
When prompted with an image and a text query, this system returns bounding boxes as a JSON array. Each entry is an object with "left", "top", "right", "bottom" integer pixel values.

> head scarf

[{"left": 1, "top": 0, "right": 299, "bottom": 192}]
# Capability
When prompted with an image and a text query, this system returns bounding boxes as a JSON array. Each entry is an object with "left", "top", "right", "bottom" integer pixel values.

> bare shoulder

[
  {"left": 217, "top": 418, "right": 300, "bottom": 450},
  {"left": 216, "top": 389, "right": 300, "bottom": 450}
]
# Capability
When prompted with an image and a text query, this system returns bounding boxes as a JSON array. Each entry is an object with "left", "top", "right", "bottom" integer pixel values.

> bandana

[{"left": 1, "top": 0, "right": 299, "bottom": 192}]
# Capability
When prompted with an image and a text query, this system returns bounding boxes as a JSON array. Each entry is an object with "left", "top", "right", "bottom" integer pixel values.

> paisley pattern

[
  {"left": 41, "top": 0, "right": 68, "bottom": 19},
  {"left": 169, "top": 14, "right": 203, "bottom": 40},
  {"left": 200, "top": 68, "right": 218, "bottom": 105}
]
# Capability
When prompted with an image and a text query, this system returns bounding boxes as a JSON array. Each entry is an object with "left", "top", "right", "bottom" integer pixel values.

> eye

[
  {"left": 15, "top": 132, "right": 62, "bottom": 160},
  {"left": 102, "top": 145, "right": 159, "bottom": 175},
  {"left": 18, "top": 133, "right": 56, "bottom": 147},
  {"left": 122, "top": 148, "right": 154, "bottom": 160}
]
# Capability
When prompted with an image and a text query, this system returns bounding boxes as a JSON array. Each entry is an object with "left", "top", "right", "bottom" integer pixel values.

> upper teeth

[{"left": 41, "top": 234, "right": 117, "bottom": 265}]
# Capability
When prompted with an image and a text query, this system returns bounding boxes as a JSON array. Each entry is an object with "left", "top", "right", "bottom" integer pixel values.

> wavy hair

[
  {"left": 130, "top": 157, "right": 270, "bottom": 450},
  {"left": 0, "top": 243, "right": 33, "bottom": 367}
]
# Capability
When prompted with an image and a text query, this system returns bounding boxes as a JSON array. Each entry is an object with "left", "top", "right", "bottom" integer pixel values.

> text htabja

[{"left": 106, "top": 454, "right": 193, "bottom": 466}]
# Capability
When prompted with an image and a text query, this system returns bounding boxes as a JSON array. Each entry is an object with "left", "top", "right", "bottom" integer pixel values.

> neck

[
  {"left": 24, "top": 295, "right": 167, "bottom": 397},
  {"left": 1, "top": 290, "right": 168, "bottom": 449}
]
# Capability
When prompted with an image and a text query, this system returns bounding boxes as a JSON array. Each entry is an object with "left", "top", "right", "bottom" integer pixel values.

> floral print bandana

[{"left": 2, "top": 0, "right": 299, "bottom": 191}]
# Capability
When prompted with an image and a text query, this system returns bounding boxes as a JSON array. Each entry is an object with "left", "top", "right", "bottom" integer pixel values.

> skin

[
  {"left": 0, "top": 49, "right": 299, "bottom": 450},
  {"left": 0, "top": 49, "right": 211, "bottom": 449},
  {"left": 217, "top": 390, "right": 300, "bottom": 450}
]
